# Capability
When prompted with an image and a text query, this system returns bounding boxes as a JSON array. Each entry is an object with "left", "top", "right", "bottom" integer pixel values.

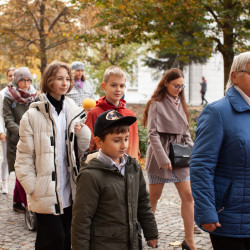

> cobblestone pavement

[{"left": 0, "top": 148, "right": 212, "bottom": 249}]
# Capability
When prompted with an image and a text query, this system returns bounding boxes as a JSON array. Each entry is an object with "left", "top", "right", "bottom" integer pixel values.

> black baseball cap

[{"left": 94, "top": 110, "right": 137, "bottom": 137}]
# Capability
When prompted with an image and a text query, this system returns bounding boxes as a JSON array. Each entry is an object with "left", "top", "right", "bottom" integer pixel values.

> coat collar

[
  {"left": 155, "top": 96, "right": 189, "bottom": 134},
  {"left": 83, "top": 156, "right": 139, "bottom": 174},
  {"left": 29, "top": 93, "right": 85, "bottom": 123},
  {"left": 226, "top": 86, "right": 250, "bottom": 112},
  {"left": 96, "top": 96, "right": 126, "bottom": 112}
]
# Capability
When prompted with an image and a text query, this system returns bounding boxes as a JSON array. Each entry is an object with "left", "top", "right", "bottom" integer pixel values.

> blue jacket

[{"left": 191, "top": 86, "right": 250, "bottom": 238}]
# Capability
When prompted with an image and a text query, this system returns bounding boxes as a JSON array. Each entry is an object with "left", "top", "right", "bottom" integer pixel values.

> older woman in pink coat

[{"left": 142, "top": 68, "right": 195, "bottom": 250}]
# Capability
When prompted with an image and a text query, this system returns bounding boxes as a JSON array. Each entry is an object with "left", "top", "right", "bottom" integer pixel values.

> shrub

[
  {"left": 138, "top": 123, "right": 148, "bottom": 158},
  {"left": 189, "top": 109, "right": 201, "bottom": 141}
]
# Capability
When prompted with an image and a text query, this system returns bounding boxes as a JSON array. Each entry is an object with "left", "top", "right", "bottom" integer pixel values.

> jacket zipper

[
  {"left": 67, "top": 109, "right": 86, "bottom": 139},
  {"left": 67, "top": 110, "right": 86, "bottom": 183},
  {"left": 217, "top": 182, "right": 232, "bottom": 214},
  {"left": 46, "top": 103, "right": 61, "bottom": 214},
  {"left": 217, "top": 207, "right": 225, "bottom": 214}
]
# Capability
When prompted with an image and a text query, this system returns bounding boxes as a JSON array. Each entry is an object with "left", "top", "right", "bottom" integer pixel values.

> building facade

[{"left": 125, "top": 53, "right": 224, "bottom": 106}]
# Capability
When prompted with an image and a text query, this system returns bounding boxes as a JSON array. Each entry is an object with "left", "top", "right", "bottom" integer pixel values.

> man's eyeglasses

[
  {"left": 238, "top": 70, "right": 250, "bottom": 74},
  {"left": 169, "top": 82, "right": 185, "bottom": 90},
  {"left": 19, "top": 79, "right": 32, "bottom": 83}
]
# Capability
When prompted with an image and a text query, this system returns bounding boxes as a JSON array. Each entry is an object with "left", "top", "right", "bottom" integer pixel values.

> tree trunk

[
  {"left": 221, "top": 0, "right": 234, "bottom": 91},
  {"left": 40, "top": 50, "right": 47, "bottom": 76},
  {"left": 222, "top": 31, "right": 234, "bottom": 91},
  {"left": 39, "top": 0, "right": 47, "bottom": 75},
  {"left": 222, "top": 52, "right": 233, "bottom": 91}
]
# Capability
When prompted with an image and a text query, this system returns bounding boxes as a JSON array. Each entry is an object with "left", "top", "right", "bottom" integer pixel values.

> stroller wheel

[{"left": 25, "top": 210, "right": 37, "bottom": 231}]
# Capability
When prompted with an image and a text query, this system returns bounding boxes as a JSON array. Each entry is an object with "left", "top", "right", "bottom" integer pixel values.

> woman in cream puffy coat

[
  {"left": 15, "top": 61, "right": 91, "bottom": 250},
  {"left": 15, "top": 93, "right": 90, "bottom": 213}
]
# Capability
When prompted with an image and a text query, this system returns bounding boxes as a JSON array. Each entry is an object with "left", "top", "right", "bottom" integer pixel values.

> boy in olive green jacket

[{"left": 72, "top": 110, "right": 158, "bottom": 250}]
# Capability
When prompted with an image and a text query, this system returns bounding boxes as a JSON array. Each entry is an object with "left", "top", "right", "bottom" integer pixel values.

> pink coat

[{"left": 145, "top": 96, "right": 193, "bottom": 180}]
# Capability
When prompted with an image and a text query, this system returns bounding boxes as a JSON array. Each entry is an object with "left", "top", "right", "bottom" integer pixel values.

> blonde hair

[
  {"left": 40, "top": 61, "right": 74, "bottom": 94},
  {"left": 7, "top": 67, "right": 15, "bottom": 76},
  {"left": 103, "top": 65, "right": 126, "bottom": 83},
  {"left": 226, "top": 51, "right": 250, "bottom": 91}
]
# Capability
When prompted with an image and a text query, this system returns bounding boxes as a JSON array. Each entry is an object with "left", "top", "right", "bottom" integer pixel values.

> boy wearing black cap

[{"left": 71, "top": 110, "right": 158, "bottom": 249}]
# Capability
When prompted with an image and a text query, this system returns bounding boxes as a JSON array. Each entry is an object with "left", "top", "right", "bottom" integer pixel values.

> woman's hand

[
  {"left": 162, "top": 163, "right": 172, "bottom": 170},
  {"left": 0, "top": 133, "right": 6, "bottom": 141},
  {"left": 201, "top": 222, "right": 221, "bottom": 232},
  {"left": 147, "top": 239, "right": 158, "bottom": 248},
  {"left": 74, "top": 123, "right": 83, "bottom": 134}
]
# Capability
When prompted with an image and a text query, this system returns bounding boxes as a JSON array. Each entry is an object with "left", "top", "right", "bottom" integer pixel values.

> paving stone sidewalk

[{"left": 0, "top": 148, "right": 212, "bottom": 249}]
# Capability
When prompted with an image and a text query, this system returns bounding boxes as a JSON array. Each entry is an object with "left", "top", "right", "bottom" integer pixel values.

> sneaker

[
  {"left": 1, "top": 181, "right": 8, "bottom": 194},
  {"left": 13, "top": 202, "right": 26, "bottom": 213}
]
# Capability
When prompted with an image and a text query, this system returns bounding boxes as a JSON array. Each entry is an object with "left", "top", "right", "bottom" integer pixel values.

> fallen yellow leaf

[{"left": 169, "top": 241, "right": 182, "bottom": 246}]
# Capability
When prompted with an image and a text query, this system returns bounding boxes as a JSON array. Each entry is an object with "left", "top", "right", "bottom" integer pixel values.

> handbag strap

[
  {"left": 168, "top": 134, "right": 176, "bottom": 143},
  {"left": 168, "top": 134, "right": 186, "bottom": 144}
]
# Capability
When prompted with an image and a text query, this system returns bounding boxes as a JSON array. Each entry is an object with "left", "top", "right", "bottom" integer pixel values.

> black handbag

[{"left": 169, "top": 142, "right": 192, "bottom": 168}]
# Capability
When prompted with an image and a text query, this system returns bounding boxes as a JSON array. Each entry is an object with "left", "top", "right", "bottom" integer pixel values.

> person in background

[
  {"left": 85, "top": 65, "right": 140, "bottom": 160},
  {"left": 3, "top": 67, "right": 37, "bottom": 213},
  {"left": 66, "top": 61, "right": 95, "bottom": 107},
  {"left": 0, "top": 67, "right": 15, "bottom": 194},
  {"left": 71, "top": 110, "right": 158, "bottom": 249},
  {"left": 142, "top": 68, "right": 195, "bottom": 250},
  {"left": 191, "top": 51, "right": 250, "bottom": 250},
  {"left": 200, "top": 76, "right": 208, "bottom": 105},
  {"left": 82, "top": 97, "right": 96, "bottom": 115},
  {"left": 15, "top": 61, "right": 91, "bottom": 250}
]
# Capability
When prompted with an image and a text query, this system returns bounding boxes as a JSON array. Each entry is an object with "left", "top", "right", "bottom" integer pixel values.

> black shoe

[
  {"left": 13, "top": 202, "right": 26, "bottom": 213},
  {"left": 182, "top": 240, "right": 191, "bottom": 250}
]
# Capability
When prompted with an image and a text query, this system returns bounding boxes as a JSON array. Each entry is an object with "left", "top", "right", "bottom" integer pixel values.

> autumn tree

[
  {"left": 0, "top": 0, "right": 95, "bottom": 75},
  {"left": 77, "top": 0, "right": 250, "bottom": 89},
  {"left": 78, "top": 42, "right": 141, "bottom": 96},
  {"left": 201, "top": 0, "right": 250, "bottom": 88}
]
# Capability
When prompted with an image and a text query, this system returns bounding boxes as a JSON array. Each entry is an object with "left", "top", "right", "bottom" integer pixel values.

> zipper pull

[{"left": 217, "top": 207, "right": 224, "bottom": 214}]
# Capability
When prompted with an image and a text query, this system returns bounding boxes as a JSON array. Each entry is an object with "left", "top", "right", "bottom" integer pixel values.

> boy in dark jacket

[{"left": 71, "top": 110, "right": 158, "bottom": 250}]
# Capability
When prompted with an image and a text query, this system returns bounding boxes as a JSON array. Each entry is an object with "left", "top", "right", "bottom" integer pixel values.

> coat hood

[
  {"left": 96, "top": 96, "right": 126, "bottom": 112},
  {"left": 80, "top": 151, "right": 139, "bottom": 174}
]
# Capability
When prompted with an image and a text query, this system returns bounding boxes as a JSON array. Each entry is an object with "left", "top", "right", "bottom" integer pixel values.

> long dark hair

[{"left": 142, "top": 68, "right": 189, "bottom": 127}]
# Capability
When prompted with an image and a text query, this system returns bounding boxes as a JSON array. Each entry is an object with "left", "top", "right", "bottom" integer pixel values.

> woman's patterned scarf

[
  {"left": 166, "top": 93, "right": 180, "bottom": 109},
  {"left": 75, "top": 79, "right": 84, "bottom": 89},
  {"left": 5, "top": 83, "right": 37, "bottom": 105}
]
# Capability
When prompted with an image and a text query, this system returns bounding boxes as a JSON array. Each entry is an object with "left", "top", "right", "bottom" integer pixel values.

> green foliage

[
  {"left": 77, "top": 43, "right": 142, "bottom": 97},
  {"left": 189, "top": 109, "right": 201, "bottom": 141},
  {"left": 76, "top": 0, "right": 213, "bottom": 69},
  {"left": 138, "top": 123, "right": 148, "bottom": 158},
  {"left": 76, "top": 0, "right": 250, "bottom": 89}
]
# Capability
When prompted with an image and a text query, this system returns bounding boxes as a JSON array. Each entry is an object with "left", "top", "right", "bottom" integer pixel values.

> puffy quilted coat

[
  {"left": 191, "top": 86, "right": 250, "bottom": 237},
  {"left": 15, "top": 94, "right": 91, "bottom": 215},
  {"left": 71, "top": 155, "right": 158, "bottom": 250}
]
